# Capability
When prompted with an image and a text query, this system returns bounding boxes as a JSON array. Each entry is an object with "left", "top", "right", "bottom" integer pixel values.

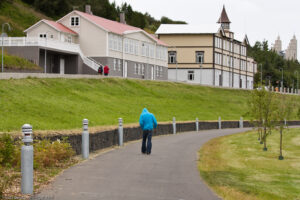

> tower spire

[{"left": 217, "top": 5, "right": 231, "bottom": 30}]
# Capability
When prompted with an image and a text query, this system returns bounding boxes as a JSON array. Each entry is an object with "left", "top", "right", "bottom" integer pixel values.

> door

[
  {"left": 124, "top": 61, "right": 127, "bottom": 78},
  {"left": 60, "top": 58, "right": 65, "bottom": 74}
]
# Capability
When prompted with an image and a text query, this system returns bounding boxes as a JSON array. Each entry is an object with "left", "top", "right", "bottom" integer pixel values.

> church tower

[{"left": 217, "top": 5, "right": 231, "bottom": 31}]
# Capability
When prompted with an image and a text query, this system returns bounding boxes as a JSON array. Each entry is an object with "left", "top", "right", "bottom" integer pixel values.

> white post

[
  {"left": 240, "top": 117, "right": 244, "bottom": 128},
  {"left": 21, "top": 124, "right": 33, "bottom": 194},
  {"left": 173, "top": 117, "right": 176, "bottom": 134},
  {"left": 82, "top": 119, "right": 89, "bottom": 159},
  {"left": 218, "top": 116, "right": 221, "bottom": 129},
  {"left": 196, "top": 117, "right": 199, "bottom": 132},
  {"left": 118, "top": 118, "right": 123, "bottom": 146}
]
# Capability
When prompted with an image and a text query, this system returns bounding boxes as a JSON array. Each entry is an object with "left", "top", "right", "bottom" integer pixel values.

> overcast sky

[{"left": 110, "top": 0, "right": 299, "bottom": 58}]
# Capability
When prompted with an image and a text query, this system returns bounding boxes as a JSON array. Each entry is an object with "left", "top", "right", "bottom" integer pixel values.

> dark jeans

[{"left": 141, "top": 130, "right": 152, "bottom": 154}]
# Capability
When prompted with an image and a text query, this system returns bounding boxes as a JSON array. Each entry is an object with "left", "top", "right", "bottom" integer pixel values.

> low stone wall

[{"left": 38, "top": 120, "right": 300, "bottom": 155}]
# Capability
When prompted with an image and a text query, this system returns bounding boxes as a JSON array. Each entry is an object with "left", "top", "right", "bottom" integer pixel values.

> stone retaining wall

[{"left": 37, "top": 120, "right": 300, "bottom": 155}]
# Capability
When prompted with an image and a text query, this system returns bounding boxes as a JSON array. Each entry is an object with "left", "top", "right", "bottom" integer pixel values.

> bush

[
  {"left": 0, "top": 134, "right": 16, "bottom": 167},
  {"left": 34, "top": 137, "right": 74, "bottom": 168}
]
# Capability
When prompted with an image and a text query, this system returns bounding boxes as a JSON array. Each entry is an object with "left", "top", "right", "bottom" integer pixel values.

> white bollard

[
  {"left": 240, "top": 117, "right": 244, "bottom": 128},
  {"left": 218, "top": 116, "right": 221, "bottom": 129},
  {"left": 173, "top": 117, "right": 176, "bottom": 134},
  {"left": 196, "top": 118, "right": 199, "bottom": 132},
  {"left": 284, "top": 118, "right": 287, "bottom": 126},
  {"left": 82, "top": 119, "right": 89, "bottom": 159},
  {"left": 21, "top": 124, "right": 33, "bottom": 194},
  {"left": 118, "top": 118, "right": 123, "bottom": 146}
]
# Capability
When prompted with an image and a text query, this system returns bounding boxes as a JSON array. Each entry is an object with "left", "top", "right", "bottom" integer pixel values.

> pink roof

[
  {"left": 44, "top": 20, "right": 77, "bottom": 35},
  {"left": 75, "top": 11, "right": 167, "bottom": 46}
]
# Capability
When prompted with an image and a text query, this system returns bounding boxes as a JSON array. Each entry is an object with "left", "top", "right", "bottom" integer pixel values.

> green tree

[
  {"left": 248, "top": 88, "right": 278, "bottom": 151},
  {"left": 274, "top": 94, "right": 294, "bottom": 160}
]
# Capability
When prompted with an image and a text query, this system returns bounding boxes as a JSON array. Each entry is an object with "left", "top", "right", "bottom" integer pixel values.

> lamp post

[
  {"left": 1, "top": 23, "right": 11, "bottom": 73},
  {"left": 280, "top": 68, "right": 283, "bottom": 92},
  {"left": 295, "top": 71, "right": 299, "bottom": 94}
]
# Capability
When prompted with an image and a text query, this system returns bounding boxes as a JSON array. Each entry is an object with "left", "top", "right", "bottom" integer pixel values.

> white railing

[{"left": 0, "top": 37, "right": 100, "bottom": 71}]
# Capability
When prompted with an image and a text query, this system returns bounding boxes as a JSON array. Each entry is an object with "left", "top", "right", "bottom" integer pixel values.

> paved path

[{"left": 35, "top": 128, "right": 251, "bottom": 200}]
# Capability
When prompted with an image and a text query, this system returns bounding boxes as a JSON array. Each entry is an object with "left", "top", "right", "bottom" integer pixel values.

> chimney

[
  {"left": 120, "top": 12, "right": 126, "bottom": 24},
  {"left": 85, "top": 5, "right": 93, "bottom": 15}
]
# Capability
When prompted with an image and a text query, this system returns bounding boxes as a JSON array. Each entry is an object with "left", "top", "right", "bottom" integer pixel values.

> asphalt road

[{"left": 35, "top": 128, "right": 251, "bottom": 200}]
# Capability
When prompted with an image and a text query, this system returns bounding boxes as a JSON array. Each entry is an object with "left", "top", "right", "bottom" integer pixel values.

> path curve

[{"left": 35, "top": 128, "right": 251, "bottom": 200}]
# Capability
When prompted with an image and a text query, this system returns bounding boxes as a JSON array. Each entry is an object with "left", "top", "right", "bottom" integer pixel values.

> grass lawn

[
  {"left": 198, "top": 128, "right": 300, "bottom": 200},
  {"left": 0, "top": 78, "right": 299, "bottom": 132}
]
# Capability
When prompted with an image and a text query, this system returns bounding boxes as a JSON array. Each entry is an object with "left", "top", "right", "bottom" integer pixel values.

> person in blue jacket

[{"left": 139, "top": 108, "right": 157, "bottom": 155}]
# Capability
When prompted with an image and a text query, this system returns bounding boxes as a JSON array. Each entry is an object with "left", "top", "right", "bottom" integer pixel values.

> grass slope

[
  {"left": 0, "top": 78, "right": 299, "bottom": 132},
  {"left": 0, "top": 0, "right": 49, "bottom": 37},
  {"left": 0, "top": 53, "right": 42, "bottom": 70},
  {"left": 198, "top": 129, "right": 300, "bottom": 200}
]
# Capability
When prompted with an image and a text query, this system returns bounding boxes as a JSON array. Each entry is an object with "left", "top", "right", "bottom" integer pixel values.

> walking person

[
  {"left": 104, "top": 65, "right": 109, "bottom": 76},
  {"left": 139, "top": 108, "right": 157, "bottom": 155}
]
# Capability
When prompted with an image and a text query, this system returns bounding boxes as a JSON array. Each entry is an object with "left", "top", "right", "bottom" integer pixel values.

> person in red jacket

[{"left": 104, "top": 65, "right": 109, "bottom": 76}]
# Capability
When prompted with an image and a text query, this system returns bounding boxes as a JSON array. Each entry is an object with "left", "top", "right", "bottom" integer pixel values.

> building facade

[
  {"left": 155, "top": 6, "right": 257, "bottom": 89},
  {"left": 3, "top": 6, "right": 168, "bottom": 80}
]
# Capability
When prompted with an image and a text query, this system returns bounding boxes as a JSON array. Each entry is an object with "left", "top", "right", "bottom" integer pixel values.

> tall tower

[
  {"left": 285, "top": 35, "right": 297, "bottom": 60},
  {"left": 217, "top": 5, "right": 231, "bottom": 31},
  {"left": 273, "top": 36, "right": 282, "bottom": 54}
]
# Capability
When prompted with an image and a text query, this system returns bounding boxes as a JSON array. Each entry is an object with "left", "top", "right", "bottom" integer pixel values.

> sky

[{"left": 110, "top": 0, "right": 299, "bottom": 59}]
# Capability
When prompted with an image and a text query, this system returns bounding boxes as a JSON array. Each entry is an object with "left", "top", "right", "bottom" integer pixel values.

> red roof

[
  {"left": 44, "top": 20, "right": 77, "bottom": 35},
  {"left": 74, "top": 11, "right": 167, "bottom": 46}
]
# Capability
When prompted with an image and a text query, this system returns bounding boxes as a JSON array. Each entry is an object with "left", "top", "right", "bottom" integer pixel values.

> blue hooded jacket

[{"left": 139, "top": 108, "right": 157, "bottom": 131}]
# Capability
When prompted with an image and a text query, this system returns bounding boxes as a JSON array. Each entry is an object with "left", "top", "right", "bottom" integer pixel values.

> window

[
  {"left": 141, "top": 64, "right": 145, "bottom": 75},
  {"left": 196, "top": 51, "right": 204, "bottom": 64},
  {"left": 138, "top": 64, "right": 141, "bottom": 75},
  {"left": 215, "top": 37, "right": 222, "bottom": 49},
  {"left": 135, "top": 41, "right": 139, "bottom": 55},
  {"left": 188, "top": 71, "right": 194, "bottom": 81},
  {"left": 241, "top": 46, "right": 247, "bottom": 56},
  {"left": 168, "top": 51, "right": 176, "bottom": 63},
  {"left": 118, "top": 59, "right": 121, "bottom": 71},
  {"left": 39, "top": 34, "right": 46, "bottom": 38},
  {"left": 109, "top": 34, "right": 123, "bottom": 52},
  {"left": 125, "top": 39, "right": 129, "bottom": 53},
  {"left": 215, "top": 53, "right": 222, "bottom": 65},
  {"left": 156, "top": 66, "right": 160, "bottom": 77},
  {"left": 160, "top": 67, "right": 163, "bottom": 77},
  {"left": 113, "top": 59, "right": 117, "bottom": 71},
  {"left": 134, "top": 63, "right": 137, "bottom": 74},
  {"left": 71, "top": 16, "right": 79, "bottom": 26}
]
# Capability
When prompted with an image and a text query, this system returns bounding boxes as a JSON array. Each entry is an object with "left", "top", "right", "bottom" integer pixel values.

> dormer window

[{"left": 71, "top": 16, "right": 79, "bottom": 26}]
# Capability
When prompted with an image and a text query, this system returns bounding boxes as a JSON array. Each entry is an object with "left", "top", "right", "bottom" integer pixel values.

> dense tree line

[
  {"left": 248, "top": 41, "right": 300, "bottom": 89},
  {"left": 20, "top": 0, "right": 186, "bottom": 33}
]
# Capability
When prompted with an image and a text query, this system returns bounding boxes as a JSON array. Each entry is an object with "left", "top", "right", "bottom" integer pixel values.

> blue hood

[{"left": 139, "top": 108, "right": 157, "bottom": 131}]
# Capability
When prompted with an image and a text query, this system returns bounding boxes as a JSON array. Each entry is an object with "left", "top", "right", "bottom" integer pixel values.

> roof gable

[{"left": 24, "top": 19, "right": 77, "bottom": 35}]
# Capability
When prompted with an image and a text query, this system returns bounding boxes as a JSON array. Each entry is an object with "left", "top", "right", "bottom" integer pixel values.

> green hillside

[
  {"left": 0, "top": 0, "right": 49, "bottom": 37},
  {"left": 0, "top": 78, "right": 299, "bottom": 132}
]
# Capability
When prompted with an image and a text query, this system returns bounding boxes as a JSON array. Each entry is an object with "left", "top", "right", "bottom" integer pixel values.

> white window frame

[{"left": 70, "top": 16, "right": 80, "bottom": 26}]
